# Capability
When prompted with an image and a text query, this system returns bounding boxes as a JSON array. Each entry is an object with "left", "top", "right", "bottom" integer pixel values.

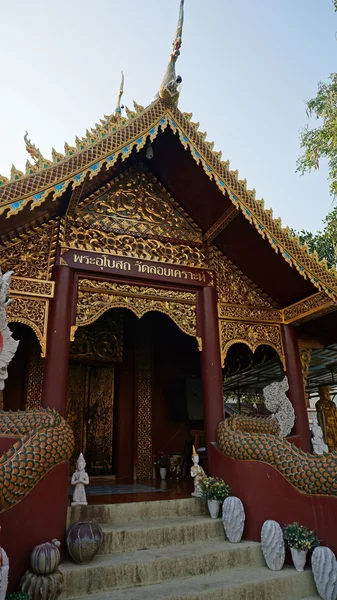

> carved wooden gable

[{"left": 63, "top": 165, "right": 205, "bottom": 267}]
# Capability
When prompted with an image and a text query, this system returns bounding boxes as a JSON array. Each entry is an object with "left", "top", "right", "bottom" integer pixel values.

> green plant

[
  {"left": 6, "top": 593, "right": 30, "bottom": 600},
  {"left": 283, "top": 522, "right": 319, "bottom": 551},
  {"left": 200, "top": 476, "right": 231, "bottom": 502}
]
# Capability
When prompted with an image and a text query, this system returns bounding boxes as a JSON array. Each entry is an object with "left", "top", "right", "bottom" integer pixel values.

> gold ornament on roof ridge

[{"left": 159, "top": 0, "right": 185, "bottom": 105}]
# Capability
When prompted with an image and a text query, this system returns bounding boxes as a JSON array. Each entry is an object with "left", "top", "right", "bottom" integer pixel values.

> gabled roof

[{"left": 1, "top": 97, "right": 337, "bottom": 306}]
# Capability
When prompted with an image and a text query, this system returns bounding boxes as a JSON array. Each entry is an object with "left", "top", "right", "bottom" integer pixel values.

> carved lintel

[
  {"left": 6, "top": 296, "right": 49, "bottom": 357},
  {"left": 75, "top": 279, "right": 198, "bottom": 342},
  {"left": 219, "top": 320, "right": 285, "bottom": 370}
]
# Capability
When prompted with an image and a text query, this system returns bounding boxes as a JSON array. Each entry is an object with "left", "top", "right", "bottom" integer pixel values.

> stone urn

[
  {"left": 20, "top": 569, "right": 64, "bottom": 600},
  {"left": 66, "top": 521, "right": 103, "bottom": 565},
  {"left": 290, "top": 547, "right": 307, "bottom": 572},
  {"left": 207, "top": 499, "right": 220, "bottom": 519}
]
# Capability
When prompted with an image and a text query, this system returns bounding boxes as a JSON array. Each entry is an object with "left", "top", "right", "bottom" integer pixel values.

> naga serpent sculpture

[
  {"left": 217, "top": 415, "right": 337, "bottom": 496},
  {"left": 0, "top": 408, "right": 74, "bottom": 513}
]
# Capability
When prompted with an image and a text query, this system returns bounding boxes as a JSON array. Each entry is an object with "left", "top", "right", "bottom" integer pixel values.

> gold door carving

[{"left": 66, "top": 364, "right": 115, "bottom": 474}]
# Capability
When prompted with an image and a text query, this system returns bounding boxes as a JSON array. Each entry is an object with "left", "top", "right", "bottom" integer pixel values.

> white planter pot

[
  {"left": 159, "top": 467, "right": 167, "bottom": 480},
  {"left": 290, "top": 547, "right": 307, "bottom": 572},
  {"left": 207, "top": 499, "right": 220, "bottom": 519}
]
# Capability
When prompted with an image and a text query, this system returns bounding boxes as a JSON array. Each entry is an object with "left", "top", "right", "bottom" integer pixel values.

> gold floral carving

[
  {"left": 210, "top": 247, "right": 277, "bottom": 308},
  {"left": 66, "top": 165, "right": 203, "bottom": 243},
  {"left": 218, "top": 304, "right": 282, "bottom": 323},
  {"left": 219, "top": 320, "right": 285, "bottom": 369},
  {"left": 136, "top": 319, "right": 153, "bottom": 479},
  {"left": 0, "top": 221, "right": 58, "bottom": 281},
  {"left": 76, "top": 280, "right": 197, "bottom": 340},
  {"left": 26, "top": 335, "right": 44, "bottom": 409},
  {"left": 9, "top": 277, "right": 54, "bottom": 298},
  {"left": 299, "top": 347, "right": 312, "bottom": 389},
  {"left": 6, "top": 296, "right": 48, "bottom": 357},
  {"left": 65, "top": 227, "right": 206, "bottom": 267},
  {"left": 282, "top": 291, "right": 335, "bottom": 325},
  {"left": 70, "top": 310, "right": 124, "bottom": 363}
]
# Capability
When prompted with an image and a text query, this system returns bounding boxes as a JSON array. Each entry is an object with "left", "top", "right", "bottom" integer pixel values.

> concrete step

[
  {"left": 62, "top": 566, "right": 318, "bottom": 600},
  {"left": 67, "top": 498, "right": 207, "bottom": 527},
  {"left": 59, "top": 540, "right": 264, "bottom": 597},
  {"left": 99, "top": 516, "right": 224, "bottom": 554}
]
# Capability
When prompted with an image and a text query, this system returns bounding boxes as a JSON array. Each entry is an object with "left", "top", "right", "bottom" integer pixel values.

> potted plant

[
  {"left": 283, "top": 522, "right": 319, "bottom": 572},
  {"left": 154, "top": 451, "right": 171, "bottom": 480},
  {"left": 200, "top": 476, "right": 231, "bottom": 519}
]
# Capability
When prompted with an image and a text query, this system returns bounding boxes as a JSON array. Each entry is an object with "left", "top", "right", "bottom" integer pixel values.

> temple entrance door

[{"left": 66, "top": 364, "right": 114, "bottom": 475}]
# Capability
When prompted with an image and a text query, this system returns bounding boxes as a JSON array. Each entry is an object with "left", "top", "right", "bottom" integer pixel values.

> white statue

[
  {"left": 0, "top": 268, "right": 19, "bottom": 391},
  {"left": 190, "top": 446, "right": 205, "bottom": 498},
  {"left": 0, "top": 527, "right": 9, "bottom": 600},
  {"left": 311, "top": 414, "right": 328, "bottom": 455},
  {"left": 71, "top": 453, "right": 89, "bottom": 506},
  {"left": 263, "top": 376, "right": 295, "bottom": 437}
]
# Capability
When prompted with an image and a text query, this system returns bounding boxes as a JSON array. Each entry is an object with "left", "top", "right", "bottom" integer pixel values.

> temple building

[{"left": 2, "top": 1, "right": 337, "bottom": 594}]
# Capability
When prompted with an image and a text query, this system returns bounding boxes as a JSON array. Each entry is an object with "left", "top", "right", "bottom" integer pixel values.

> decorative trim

[
  {"left": 204, "top": 205, "right": 239, "bottom": 243},
  {"left": 10, "top": 277, "right": 54, "bottom": 298},
  {"left": 218, "top": 303, "right": 282, "bottom": 324},
  {"left": 282, "top": 291, "right": 336, "bottom": 325},
  {"left": 219, "top": 320, "right": 285, "bottom": 369},
  {"left": 6, "top": 296, "right": 49, "bottom": 357},
  {"left": 76, "top": 279, "right": 198, "bottom": 341},
  {"left": 26, "top": 336, "right": 44, "bottom": 409},
  {"left": 136, "top": 320, "right": 153, "bottom": 479}
]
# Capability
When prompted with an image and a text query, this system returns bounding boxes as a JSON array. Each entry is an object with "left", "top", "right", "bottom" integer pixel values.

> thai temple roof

[{"left": 1, "top": 0, "right": 337, "bottom": 312}]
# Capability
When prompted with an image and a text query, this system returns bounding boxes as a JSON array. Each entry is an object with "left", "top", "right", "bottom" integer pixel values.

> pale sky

[{"left": 1, "top": 0, "right": 336, "bottom": 233}]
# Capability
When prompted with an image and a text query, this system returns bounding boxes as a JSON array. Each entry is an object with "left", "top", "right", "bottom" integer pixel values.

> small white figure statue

[
  {"left": 0, "top": 526, "right": 9, "bottom": 600},
  {"left": 311, "top": 414, "right": 329, "bottom": 455},
  {"left": 190, "top": 445, "right": 205, "bottom": 498},
  {"left": 71, "top": 453, "right": 89, "bottom": 506}
]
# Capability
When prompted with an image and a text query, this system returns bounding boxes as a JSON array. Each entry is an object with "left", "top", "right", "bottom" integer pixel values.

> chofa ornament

[
  {"left": 66, "top": 521, "right": 103, "bottom": 564},
  {"left": 222, "top": 497, "right": 245, "bottom": 543},
  {"left": 260, "top": 520, "right": 285, "bottom": 571},
  {"left": 263, "top": 376, "right": 295, "bottom": 437},
  {"left": 312, "top": 546, "right": 337, "bottom": 600}
]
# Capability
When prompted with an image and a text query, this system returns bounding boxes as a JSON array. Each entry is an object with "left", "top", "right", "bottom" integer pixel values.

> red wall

[
  {"left": 210, "top": 444, "right": 337, "bottom": 554},
  {"left": 0, "top": 462, "right": 69, "bottom": 592}
]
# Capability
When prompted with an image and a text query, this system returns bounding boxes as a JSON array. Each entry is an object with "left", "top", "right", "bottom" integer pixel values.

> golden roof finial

[
  {"left": 159, "top": 0, "right": 185, "bottom": 105},
  {"left": 115, "top": 71, "right": 124, "bottom": 116},
  {"left": 24, "top": 131, "right": 43, "bottom": 165}
]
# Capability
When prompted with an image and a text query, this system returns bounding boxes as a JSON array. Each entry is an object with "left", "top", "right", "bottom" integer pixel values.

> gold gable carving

[
  {"left": 66, "top": 165, "right": 202, "bottom": 244},
  {"left": 210, "top": 247, "right": 277, "bottom": 309}
]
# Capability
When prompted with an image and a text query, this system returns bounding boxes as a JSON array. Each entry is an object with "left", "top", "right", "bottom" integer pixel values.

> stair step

[
  {"left": 99, "top": 516, "right": 224, "bottom": 554},
  {"left": 60, "top": 540, "right": 264, "bottom": 597},
  {"left": 67, "top": 498, "right": 206, "bottom": 527},
  {"left": 62, "top": 566, "right": 318, "bottom": 600}
]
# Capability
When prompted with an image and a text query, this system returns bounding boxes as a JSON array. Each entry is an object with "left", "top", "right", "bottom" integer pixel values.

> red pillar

[
  {"left": 200, "top": 286, "right": 224, "bottom": 472},
  {"left": 281, "top": 324, "right": 312, "bottom": 453},
  {"left": 42, "top": 266, "right": 74, "bottom": 416}
]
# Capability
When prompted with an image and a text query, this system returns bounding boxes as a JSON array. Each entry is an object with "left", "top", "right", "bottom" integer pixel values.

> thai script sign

[{"left": 60, "top": 248, "right": 214, "bottom": 287}]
